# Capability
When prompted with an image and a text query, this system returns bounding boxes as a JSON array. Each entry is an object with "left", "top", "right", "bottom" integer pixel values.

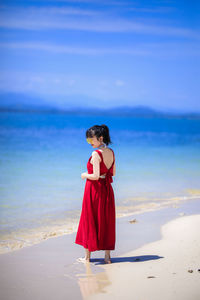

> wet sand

[{"left": 0, "top": 198, "right": 200, "bottom": 300}]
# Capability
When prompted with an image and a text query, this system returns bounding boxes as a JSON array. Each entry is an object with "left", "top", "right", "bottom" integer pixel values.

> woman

[{"left": 75, "top": 124, "right": 116, "bottom": 264}]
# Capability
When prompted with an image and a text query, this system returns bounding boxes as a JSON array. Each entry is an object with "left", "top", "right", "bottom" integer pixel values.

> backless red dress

[{"left": 75, "top": 149, "right": 116, "bottom": 251}]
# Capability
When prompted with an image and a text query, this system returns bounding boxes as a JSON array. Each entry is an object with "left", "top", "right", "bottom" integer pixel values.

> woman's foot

[
  {"left": 104, "top": 254, "right": 111, "bottom": 264},
  {"left": 76, "top": 256, "right": 90, "bottom": 263}
]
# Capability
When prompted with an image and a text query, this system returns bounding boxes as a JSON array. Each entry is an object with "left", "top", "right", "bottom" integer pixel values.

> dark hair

[{"left": 86, "top": 124, "right": 112, "bottom": 145}]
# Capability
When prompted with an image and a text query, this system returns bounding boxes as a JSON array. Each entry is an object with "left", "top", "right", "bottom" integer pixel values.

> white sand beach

[
  {"left": 89, "top": 214, "right": 200, "bottom": 300},
  {"left": 0, "top": 198, "right": 200, "bottom": 300}
]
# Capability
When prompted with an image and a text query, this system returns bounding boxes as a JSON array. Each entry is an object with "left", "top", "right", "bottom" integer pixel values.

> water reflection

[{"left": 77, "top": 261, "right": 110, "bottom": 299}]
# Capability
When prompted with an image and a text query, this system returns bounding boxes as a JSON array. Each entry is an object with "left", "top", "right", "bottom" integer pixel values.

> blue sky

[{"left": 0, "top": 0, "right": 199, "bottom": 112}]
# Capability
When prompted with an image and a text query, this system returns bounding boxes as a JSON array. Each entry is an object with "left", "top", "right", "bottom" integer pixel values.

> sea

[{"left": 0, "top": 110, "right": 200, "bottom": 253}]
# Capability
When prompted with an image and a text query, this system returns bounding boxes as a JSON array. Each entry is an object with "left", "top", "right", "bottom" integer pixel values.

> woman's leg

[
  {"left": 85, "top": 248, "right": 91, "bottom": 261},
  {"left": 104, "top": 250, "right": 111, "bottom": 264}
]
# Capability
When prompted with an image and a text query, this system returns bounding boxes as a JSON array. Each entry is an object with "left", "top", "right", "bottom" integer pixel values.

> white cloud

[
  {"left": 0, "top": 17, "right": 197, "bottom": 38},
  {"left": 0, "top": 5, "right": 198, "bottom": 39},
  {"left": 0, "top": 42, "right": 150, "bottom": 56},
  {"left": 36, "top": 6, "right": 97, "bottom": 16},
  {"left": 0, "top": 5, "right": 98, "bottom": 16},
  {"left": 66, "top": 79, "right": 75, "bottom": 86},
  {"left": 129, "top": 6, "right": 174, "bottom": 13},
  {"left": 0, "top": 71, "right": 77, "bottom": 94},
  {"left": 115, "top": 80, "right": 125, "bottom": 86},
  {"left": 1, "top": 41, "right": 199, "bottom": 57}
]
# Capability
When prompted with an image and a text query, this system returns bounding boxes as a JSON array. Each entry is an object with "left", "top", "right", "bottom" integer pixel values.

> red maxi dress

[{"left": 75, "top": 149, "right": 116, "bottom": 251}]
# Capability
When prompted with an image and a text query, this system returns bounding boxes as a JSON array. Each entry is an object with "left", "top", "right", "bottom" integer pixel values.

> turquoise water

[{"left": 0, "top": 111, "right": 200, "bottom": 253}]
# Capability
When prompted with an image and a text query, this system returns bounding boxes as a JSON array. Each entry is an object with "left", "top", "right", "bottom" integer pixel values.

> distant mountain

[
  {"left": 66, "top": 106, "right": 200, "bottom": 119},
  {"left": 0, "top": 92, "right": 57, "bottom": 111},
  {"left": 0, "top": 92, "right": 199, "bottom": 119}
]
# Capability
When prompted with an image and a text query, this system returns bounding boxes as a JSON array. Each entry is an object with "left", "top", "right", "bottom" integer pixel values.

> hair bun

[{"left": 101, "top": 124, "right": 108, "bottom": 129}]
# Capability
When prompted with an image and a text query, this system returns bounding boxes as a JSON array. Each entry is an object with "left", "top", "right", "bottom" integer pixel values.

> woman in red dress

[{"left": 75, "top": 124, "right": 116, "bottom": 264}]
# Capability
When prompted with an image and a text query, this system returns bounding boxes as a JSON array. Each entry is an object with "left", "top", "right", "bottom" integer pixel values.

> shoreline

[
  {"left": 0, "top": 197, "right": 200, "bottom": 300},
  {"left": 0, "top": 193, "right": 199, "bottom": 255}
]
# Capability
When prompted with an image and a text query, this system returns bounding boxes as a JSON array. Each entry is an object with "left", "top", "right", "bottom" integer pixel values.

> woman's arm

[
  {"left": 113, "top": 161, "right": 116, "bottom": 176},
  {"left": 81, "top": 151, "right": 101, "bottom": 180}
]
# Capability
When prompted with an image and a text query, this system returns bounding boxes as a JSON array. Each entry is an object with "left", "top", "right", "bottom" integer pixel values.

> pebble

[
  {"left": 147, "top": 276, "right": 156, "bottom": 279},
  {"left": 129, "top": 219, "right": 138, "bottom": 224},
  {"left": 179, "top": 212, "right": 185, "bottom": 216},
  {"left": 188, "top": 270, "right": 193, "bottom": 273}
]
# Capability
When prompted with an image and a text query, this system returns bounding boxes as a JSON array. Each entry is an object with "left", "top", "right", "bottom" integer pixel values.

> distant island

[{"left": 0, "top": 92, "right": 199, "bottom": 119}]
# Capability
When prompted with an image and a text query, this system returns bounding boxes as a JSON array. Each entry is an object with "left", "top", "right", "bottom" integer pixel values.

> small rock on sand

[
  {"left": 179, "top": 212, "right": 185, "bottom": 216},
  {"left": 129, "top": 219, "right": 138, "bottom": 224}
]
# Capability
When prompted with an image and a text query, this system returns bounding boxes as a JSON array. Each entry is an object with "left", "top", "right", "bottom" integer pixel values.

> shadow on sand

[{"left": 90, "top": 255, "right": 164, "bottom": 265}]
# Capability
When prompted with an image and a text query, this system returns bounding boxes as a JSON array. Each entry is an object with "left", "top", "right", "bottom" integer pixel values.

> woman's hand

[{"left": 81, "top": 172, "right": 88, "bottom": 180}]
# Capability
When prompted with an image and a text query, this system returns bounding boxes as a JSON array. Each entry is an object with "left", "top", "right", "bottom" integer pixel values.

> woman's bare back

[{"left": 91, "top": 147, "right": 116, "bottom": 176}]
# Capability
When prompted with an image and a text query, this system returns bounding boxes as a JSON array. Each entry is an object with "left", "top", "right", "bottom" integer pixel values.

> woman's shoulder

[
  {"left": 108, "top": 147, "right": 114, "bottom": 153},
  {"left": 91, "top": 150, "right": 102, "bottom": 159}
]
